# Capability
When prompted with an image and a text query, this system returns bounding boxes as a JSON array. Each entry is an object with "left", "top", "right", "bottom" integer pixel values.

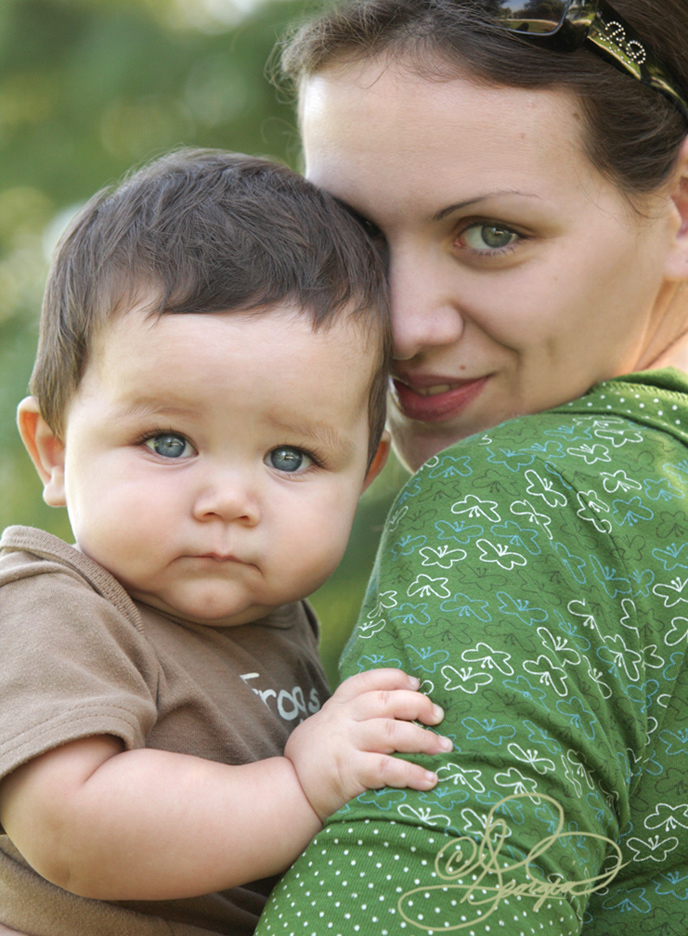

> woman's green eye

[
  {"left": 266, "top": 446, "right": 313, "bottom": 473},
  {"left": 360, "top": 216, "right": 384, "bottom": 239},
  {"left": 460, "top": 223, "right": 519, "bottom": 252},
  {"left": 145, "top": 434, "right": 194, "bottom": 459}
]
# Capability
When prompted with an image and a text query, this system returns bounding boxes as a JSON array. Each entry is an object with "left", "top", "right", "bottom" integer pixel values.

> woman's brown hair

[{"left": 279, "top": 0, "right": 688, "bottom": 201}]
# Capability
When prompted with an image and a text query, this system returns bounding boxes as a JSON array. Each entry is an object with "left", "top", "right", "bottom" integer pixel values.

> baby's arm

[{"left": 0, "top": 669, "right": 448, "bottom": 902}]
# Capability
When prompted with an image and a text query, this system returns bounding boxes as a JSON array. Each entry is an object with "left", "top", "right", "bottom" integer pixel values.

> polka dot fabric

[{"left": 259, "top": 820, "right": 580, "bottom": 935}]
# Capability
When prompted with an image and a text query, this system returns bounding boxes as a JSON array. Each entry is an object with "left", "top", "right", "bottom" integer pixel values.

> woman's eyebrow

[{"left": 432, "top": 190, "right": 541, "bottom": 223}]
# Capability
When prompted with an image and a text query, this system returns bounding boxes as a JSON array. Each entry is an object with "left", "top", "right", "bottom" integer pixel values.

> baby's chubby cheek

[
  {"left": 69, "top": 498, "right": 162, "bottom": 584},
  {"left": 290, "top": 513, "right": 356, "bottom": 592}
]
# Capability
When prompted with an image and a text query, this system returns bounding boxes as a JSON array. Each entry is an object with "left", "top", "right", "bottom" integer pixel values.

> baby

[{"left": 0, "top": 150, "right": 451, "bottom": 935}]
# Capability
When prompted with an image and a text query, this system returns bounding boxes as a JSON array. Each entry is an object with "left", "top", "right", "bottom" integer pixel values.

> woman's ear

[
  {"left": 17, "top": 397, "right": 67, "bottom": 507},
  {"left": 663, "top": 137, "right": 688, "bottom": 281},
  {"left": 362, "top": 430, "right": 391, "bottom": 493}
]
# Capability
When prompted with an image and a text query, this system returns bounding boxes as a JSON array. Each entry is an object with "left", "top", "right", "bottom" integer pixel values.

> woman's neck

[
  {"left": 637, "top": 283, "right": 688, "bottom": 373},
  {"left": 645, "top": 339, "right": 688, "bottom": 371}
]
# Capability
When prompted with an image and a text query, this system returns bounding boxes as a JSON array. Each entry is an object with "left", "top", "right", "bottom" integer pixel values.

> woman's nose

[
  {"left": 388, "top": 250, "right": 465, "bottom": 361},
  {"left": 192, "top": 473, "right": 260, "bottom": 526}
]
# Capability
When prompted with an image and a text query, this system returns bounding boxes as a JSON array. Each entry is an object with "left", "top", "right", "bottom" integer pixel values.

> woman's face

[{"left": 300, "top": 60, "right": 682, "bottom": 471}]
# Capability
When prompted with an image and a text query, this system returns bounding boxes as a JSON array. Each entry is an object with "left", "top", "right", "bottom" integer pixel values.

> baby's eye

[
  {"left": 457, "top": 223, "right": 521, "bottom": 252},
  {"left": 145, "top": 433, "right": 195, "bottom": 459},
  {"left": 266, "top": 446, "right": 314, "bottom": 473}
]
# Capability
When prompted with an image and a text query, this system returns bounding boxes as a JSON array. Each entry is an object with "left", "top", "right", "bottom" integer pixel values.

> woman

[{"left": 255, "top": 1, "right": 688, "bottom": 934}]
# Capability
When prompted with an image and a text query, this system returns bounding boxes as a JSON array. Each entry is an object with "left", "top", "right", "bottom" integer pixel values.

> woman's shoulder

[
  {"left": 397, "top": 368, "right": 688, "bottom": 512},
  {"left": 426, "top": 367, "right": 686, "bottom": 461}
]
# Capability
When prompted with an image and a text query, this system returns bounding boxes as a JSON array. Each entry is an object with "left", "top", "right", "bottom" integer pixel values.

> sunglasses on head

[{"left": 493, "top": 0, "right": 688, "bottom": 124}]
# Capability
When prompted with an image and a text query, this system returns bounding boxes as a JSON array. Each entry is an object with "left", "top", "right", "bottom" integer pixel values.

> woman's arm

[
  {"left": 0, "top": 669, "right": 449, "bottom": 901},
  {"left": 257, "top": 404, "right": 667, "bottom": 935}
]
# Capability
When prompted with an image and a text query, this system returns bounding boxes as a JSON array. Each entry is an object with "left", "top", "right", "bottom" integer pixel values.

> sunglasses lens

[{"left": 497, "top": 0, "right": 567, "bottom": 35}]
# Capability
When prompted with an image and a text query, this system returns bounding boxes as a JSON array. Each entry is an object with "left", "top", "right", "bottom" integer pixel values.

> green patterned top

[{"left": 256, "top": 369, "right": 688, "bottom": 936}]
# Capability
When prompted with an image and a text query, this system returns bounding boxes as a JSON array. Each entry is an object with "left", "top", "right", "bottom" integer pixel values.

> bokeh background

[{"left": 0, "top": 0, "right": 409, "bottom": 687}]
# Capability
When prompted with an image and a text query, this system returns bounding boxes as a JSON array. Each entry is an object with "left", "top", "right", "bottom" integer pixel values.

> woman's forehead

[
  {"left": 301, "top": 57, "right": 582, "bottom": 152},
  {"left": 300, "top": 63, "right": 593, "bottom": 215}
]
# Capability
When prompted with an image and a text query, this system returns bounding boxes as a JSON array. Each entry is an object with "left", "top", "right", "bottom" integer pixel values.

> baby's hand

[{"left": 284, "top": 669, "right": 452, "bottom": 822}]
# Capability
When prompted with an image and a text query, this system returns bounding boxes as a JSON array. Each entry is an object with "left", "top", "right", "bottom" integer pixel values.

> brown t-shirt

[{"left": 0, "top": 526, "right": 331, "bottom": 935}]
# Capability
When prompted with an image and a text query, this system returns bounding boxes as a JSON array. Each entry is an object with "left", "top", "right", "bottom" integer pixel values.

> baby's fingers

[
  {"left": 350, "top": 688, "right": 445, "bottom": 727},
  {"left": 361, "top": 719, "right": 453, "bottom": 757},
  {"left": 333, "top": 669, "right": 421, "bottom": 702},
  {"left": 357, "top": 753, "right": 440, "bottom": 793}
]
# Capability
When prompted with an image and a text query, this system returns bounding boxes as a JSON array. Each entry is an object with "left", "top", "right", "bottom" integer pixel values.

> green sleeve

[{"left": 257, "top": 400, "right": 686, "bottom": 936}]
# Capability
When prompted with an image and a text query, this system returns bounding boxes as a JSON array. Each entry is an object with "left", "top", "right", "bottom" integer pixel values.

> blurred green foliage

[{"left": 0, "top": 0, "right": 408, "bottom": 687}]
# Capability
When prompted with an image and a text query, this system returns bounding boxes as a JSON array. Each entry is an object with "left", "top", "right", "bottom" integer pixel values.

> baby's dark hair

[{"left": 32, "top": 148, "right": 390, "bottom": 464}]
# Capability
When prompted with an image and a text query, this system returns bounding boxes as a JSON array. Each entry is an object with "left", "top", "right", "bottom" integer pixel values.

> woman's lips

[{"left": 391, "top": 375, "right": 489, "bottom": 422}]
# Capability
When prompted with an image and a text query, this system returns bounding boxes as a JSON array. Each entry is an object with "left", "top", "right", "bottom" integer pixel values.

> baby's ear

[
  {"left": 362, "top": 431, "right": 390, "bottom": 493},
  {"left": 17, "top": 397, "right": 67, "bottom": 507}
]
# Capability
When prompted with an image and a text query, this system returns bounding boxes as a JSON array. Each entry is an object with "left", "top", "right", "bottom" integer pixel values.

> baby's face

[{"left": 55, "top": 305, "right": 379, "bottom": 626}]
